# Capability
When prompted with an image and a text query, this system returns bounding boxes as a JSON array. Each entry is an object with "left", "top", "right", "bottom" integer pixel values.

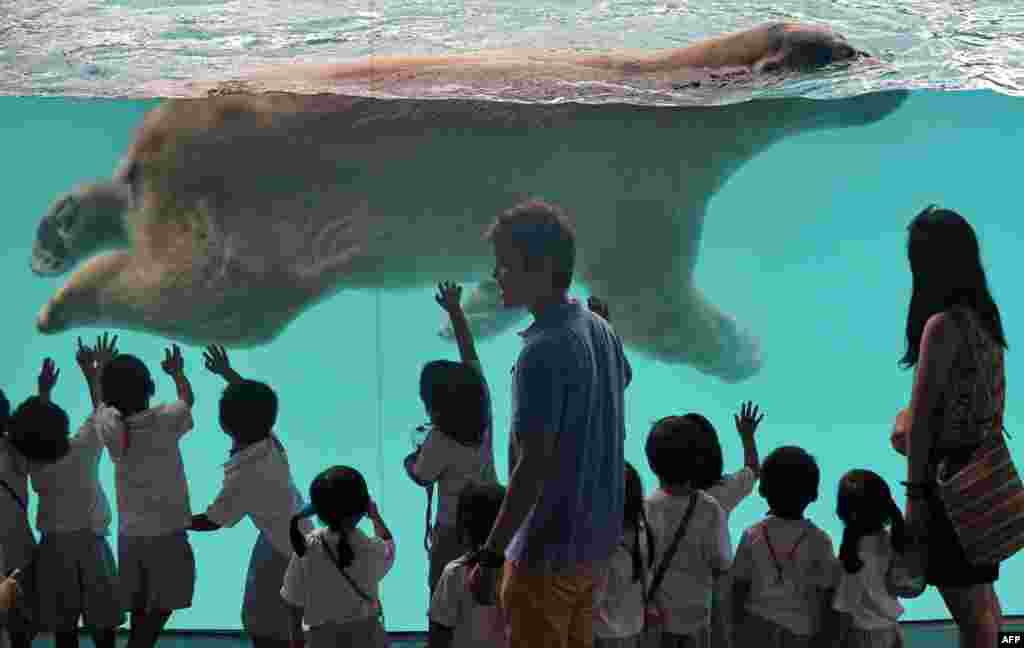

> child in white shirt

[
  {"left": 427, "top": 481, "right": 508, "bottom": 648},
  {"left": 644, "top": 415, "right": 733, "bottom": 646},
  {"left": 29, "top": 348, "right": 123, "bottom": 648},
  {"left": 731, "top": 446, "right": 839, "bottom": 648},
  {"left": 282, "top": 466, "right": 395, "bottom": 648},
  {"left": 91, "top": 340, "right": 196, "bottom": 648},
  {"left": 592, "top": 462, "right": 653, "bottom": 648},
  {"left": 189, "top": 346, "right": 312, "bottom": 648},
  {"left": 406, "top": 282, "right": 498, "bottom": 595},
  {"left": 833, "top": 470, "right": 909, "bottom": 648},
  {"left": 689, "top": 403, "right": 764, "bottom": 648},
  {"left": 0, "top": 383, "right": 51, "bottom": 648}
]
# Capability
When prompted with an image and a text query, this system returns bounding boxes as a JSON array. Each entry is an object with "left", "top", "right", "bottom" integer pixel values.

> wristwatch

[{"left": 478, "top": 547, "right": 505, "bottom": 568}]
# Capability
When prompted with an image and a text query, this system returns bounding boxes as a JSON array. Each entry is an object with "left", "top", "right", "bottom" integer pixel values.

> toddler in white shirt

[
  {"left": 282, "top": 466, "right": 395, "bottom": 648},
  {"left": 91, "top": 342, "right": 196, "bottom": 648},
  {"left": 833, "top": 469, "right": 911, "bottom": 648},
  {"left": 731, "top": 446, "right": 839, "bottom": 648}
]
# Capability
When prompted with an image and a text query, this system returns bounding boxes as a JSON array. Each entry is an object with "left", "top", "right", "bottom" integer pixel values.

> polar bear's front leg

[
  {"left": 35, "top": 250, "right": 200, "bottom": 340},
  {"left": 439, "top": 278, "right": 527, "bottom": 341}
]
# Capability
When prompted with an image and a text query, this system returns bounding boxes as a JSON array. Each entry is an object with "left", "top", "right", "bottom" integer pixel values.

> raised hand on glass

[
  {"left": 76, "top": 337, "right": 97, "bottom": 376},
  {"left": 734, "top": 401, "right": 764, "bottom": 439},
  {"left": 161, "top": 344, "right": 185, "bottom": 376},
  {"left": 92, "top": 332, "right": 119, "bottom": 372},
  {"left": 38, "top": 358, "right": 59, "bottom": 398},
  {"left": 203, "top": 345, "right": 231, "bottom": 377},
  {"left": 435, "top": 281, "right": 463, "bottom": 313}
]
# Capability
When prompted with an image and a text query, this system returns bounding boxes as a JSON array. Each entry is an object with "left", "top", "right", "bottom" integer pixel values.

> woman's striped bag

[
  {"left": 935, "top": 308, "right": 1024, "bottom": 566},
  {"left": 936, "top": 428, "right": 1024, "bottom": 565}
]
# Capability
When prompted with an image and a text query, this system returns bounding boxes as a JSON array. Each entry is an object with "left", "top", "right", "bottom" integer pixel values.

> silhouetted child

[
  {"left": 427, "top": 482, "right": 508, "bottom": 648},
  {"left": 731, "top": 446, "right": 839, "bottom": 648},
  {"left": 405, "top": 282, "right": 497, "bottom": 594},
  {"left": 833, "top": 470, "right": 908, "bottom": 648},
  {"left": 593, "top": 462, "right": 653, "bottom": 648},
  {"left": 686, "top": 404, "right": 763, "bottom": 648},
  {"left": 283, "top": 466, "right": 395, "bottom": 648},
  {"left": 188, "top": 345, "right": 312, "bottom": 648},
  {"left": 644, "top": 415, "right": 733, "bottom": 647},
  {"left": 0, "top": 385, "right": 42, "bottom": 648},
  {"left": 30, "top": 342, "right": 123, "bottom": 648},
  {"left": 91, "top": 339, "right": 196, "bottom": 648}
]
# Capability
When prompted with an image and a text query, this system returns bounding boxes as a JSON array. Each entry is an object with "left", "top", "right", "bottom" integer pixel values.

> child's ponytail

[{"left": 839, "top": 521, "right": 868, "bottom": 574}]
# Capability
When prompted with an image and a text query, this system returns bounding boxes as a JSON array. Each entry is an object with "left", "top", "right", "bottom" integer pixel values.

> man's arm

[{"left": 483, "top": 343, "right": 564, "bottom": 554}]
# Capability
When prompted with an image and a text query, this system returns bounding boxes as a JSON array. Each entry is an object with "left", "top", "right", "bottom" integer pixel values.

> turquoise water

[{"left": 2, "top": 89, "right": 1023, "bottom": 632}]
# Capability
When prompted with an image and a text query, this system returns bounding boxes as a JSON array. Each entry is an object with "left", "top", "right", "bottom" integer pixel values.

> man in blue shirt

[{"left": 469, "top": 199, "right": 632, "bottom": 647}]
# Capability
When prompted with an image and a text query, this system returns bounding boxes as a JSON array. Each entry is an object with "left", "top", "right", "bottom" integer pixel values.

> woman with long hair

[{"left": 895, "top": 205, "right": 1006, "bottom": 648}]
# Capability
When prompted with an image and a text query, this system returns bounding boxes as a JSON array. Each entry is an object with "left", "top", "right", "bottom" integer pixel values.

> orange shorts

[{"left": 499, "top": 559, "right": 605, "bottom": 648}]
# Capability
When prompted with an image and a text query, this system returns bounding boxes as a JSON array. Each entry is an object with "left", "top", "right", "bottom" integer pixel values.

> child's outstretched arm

[
  {"left": 734, "top": 401, "right": 763, "bottom": 478},
  {"left": 76, "top": 333, "right": 118, "bottom": 408},
  {"left": 161, "top": 344, "right": 194, "bottom": 407},
  {"left": 203, "top": 345, "right": 244, "bottom": 384},
  {"left": 435, "top": 282, "right": 480, "bottom": 371}
]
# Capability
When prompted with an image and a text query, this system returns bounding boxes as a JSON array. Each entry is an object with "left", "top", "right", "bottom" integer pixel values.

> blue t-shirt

[{"left": 505, "top": 300, "right": 632, "bottom": 570}]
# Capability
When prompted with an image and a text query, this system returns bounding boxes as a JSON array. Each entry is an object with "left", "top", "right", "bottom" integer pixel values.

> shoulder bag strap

[
  {"left": 322, "top": 535, "right": 376, "bottom": 605},
  {"left": 763, "top": 527, "right": 809, "bottom": 584},
  {"left": 647, "top": 493, "right": 698, "bottom": 601}
]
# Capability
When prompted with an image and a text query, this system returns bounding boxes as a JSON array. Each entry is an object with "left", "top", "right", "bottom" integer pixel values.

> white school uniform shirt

[
  {"left": 594, "top": 525, "right": 650, "bottom": 639},
  {"left": 644, "top": 489, "right": 732, "bottom": 636},
  {"left": 429, "top": 555, "right": 509, "bottom": 648},
  {"left": 205, "top": 432, "right": 312, "bottom": 556},
  {"left": 281, "top": 527, "right": 396, "bottom": 630},
  {"left": 91, "top": 400, "right": 194, "bottom": 536},
  {"left": 0, "top": 439, "right": 31, "bottom": 540},
  {"left": 411, "top": 428, "right": 485, "bottom": 528},
  {"left": 731, "top": 515, "right": 839, "bottom": 636},
  {"left": 30, "top": 418, "right": 112, "bottom": 535},
  {"left": 706, "top": 467, "right": 757, "bottom": 517},
  {"left": 832, "top": 530, "right": 905, "bottom": 631}
]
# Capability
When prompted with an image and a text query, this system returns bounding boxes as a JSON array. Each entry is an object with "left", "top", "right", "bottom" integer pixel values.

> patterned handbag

[
  {"left": 935, "top": 308, "right": 1024, "bottom": 566},
  {"left": 936, "top": 428, "right": 1024, "bottom": 565}
]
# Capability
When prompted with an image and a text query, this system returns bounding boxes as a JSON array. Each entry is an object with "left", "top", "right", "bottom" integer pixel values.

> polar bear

[{"left": 30, "top": 23, "right": 906, "bottom": 382}]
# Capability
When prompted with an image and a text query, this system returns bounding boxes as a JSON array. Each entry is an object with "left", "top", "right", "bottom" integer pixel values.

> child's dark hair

[
  {"left": 419, "top": 361, "right": 488, "bottom": 447},
  {"left": 645, "top": 414, "right": 723, "bottom": 488},
  {"left": 220, "top": 380, "right": 278, "bottom": 444},
  {"left": 456, "top": 482, "right": 506, "bottom": 556},
  {"left": 8, "top": 396, "right": 71, "bottom": 463},
  {"left": 759, "top": 446, "right": 819, "bottom": 519},
  {"left": 290, "top": 466, "right": 370, "bottom": 568},
  {"left": 100, "top": 354, "right": 155, "bottom": 416},
  {"left": 625, "top": 461, "right": 655, "bottom": 583},
  {"left": 836, "top": 469, "right": 907, "bottom": 574}
]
